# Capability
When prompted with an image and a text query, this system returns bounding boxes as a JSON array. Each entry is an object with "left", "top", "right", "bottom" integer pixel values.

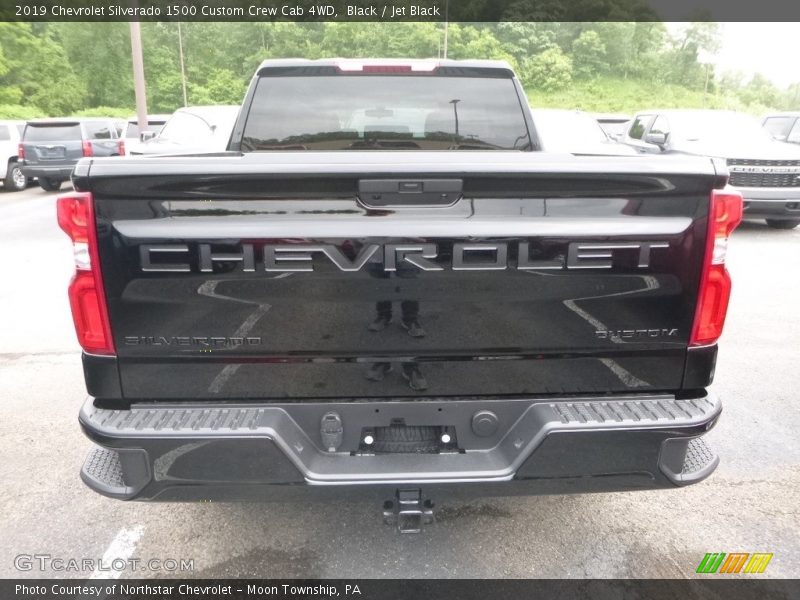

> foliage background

[{"left": 1, "top": 21, "right": 798, "bottom": 119}]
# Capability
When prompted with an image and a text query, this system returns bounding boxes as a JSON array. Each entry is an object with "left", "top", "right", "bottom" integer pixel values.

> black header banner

[
  {"left": 3, "top": 579, "right": 800, "bottom": 600},
  {"left": 1, "top": 0, "right": 800, "bottom": 22}
]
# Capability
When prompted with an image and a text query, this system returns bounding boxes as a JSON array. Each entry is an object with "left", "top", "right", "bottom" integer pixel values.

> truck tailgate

[{"left": 79, "top": 152, "right": 723, "bottom": 400}]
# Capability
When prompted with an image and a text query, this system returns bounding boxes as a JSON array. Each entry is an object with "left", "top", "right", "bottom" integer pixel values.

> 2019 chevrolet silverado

[
  {"left": 20, "top": 118, "right": 124, "bottom": 191},
  {"left": 622, "top": 109, "right": 800, "bottom": 229},
  {"left": 61, "top": 60, "right": 742, "bottom": 531}
]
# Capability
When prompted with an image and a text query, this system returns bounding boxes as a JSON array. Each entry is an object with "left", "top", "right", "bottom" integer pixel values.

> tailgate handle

[{"left": 358, "top": 179, "right": 462, "bottom": 207}]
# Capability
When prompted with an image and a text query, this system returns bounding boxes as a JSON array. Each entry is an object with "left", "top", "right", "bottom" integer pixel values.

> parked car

[
  {"left": 19, "top": 118, "right": 124, "bottom": 191},
  {"left": 622, "top": 109, "right": 800, "bottom": 229},
  {"left": 0, "top": 120, "right": 27, "bottom": 191},
  {"left": 119, "top": 114, "right": 171, "bottom": 155},
  {"left": 593, "top": 113, "right": 632, "bottom": 141},
  {"left": 67, "top": 59, "right": 739, "bottom": 523},
  {"left": 530, "top": 109, "right": 637, "bottom": 155},
  {"left": 131, "top": 106, "right": 239, "bottom": 155},
  {"left": 761, "top": 112, "right": 800, "bottom": 145}
]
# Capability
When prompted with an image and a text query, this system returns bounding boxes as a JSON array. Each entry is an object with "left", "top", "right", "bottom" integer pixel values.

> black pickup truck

[{"left": 60, "top": 59, "right": 742, "bottom": 531}]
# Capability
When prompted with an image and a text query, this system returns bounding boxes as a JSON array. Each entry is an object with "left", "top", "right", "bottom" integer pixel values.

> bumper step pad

[
  {"left": 83, "top": 446, "right": 125, "bottom": 489},
  {"left": 680, "top": 437, "right": 719, "bottom": 481},
  {"left": 659, "top": 436, "right": 720, "bottom": 486},
  {"left": 80, "top": 445, "right": 149, "bottom": 499}
]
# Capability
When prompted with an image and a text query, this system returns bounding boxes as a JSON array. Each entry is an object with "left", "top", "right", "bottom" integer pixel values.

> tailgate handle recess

[{"left": 358, "top": 178, "right": 462, "bottom": 207}]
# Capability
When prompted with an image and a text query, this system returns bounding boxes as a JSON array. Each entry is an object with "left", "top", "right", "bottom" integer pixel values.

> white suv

[{"left": 0, "top": 120, "right": 27, "bottom": 192}]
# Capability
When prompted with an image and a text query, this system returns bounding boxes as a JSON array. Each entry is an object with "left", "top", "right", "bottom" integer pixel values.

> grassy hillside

[{"left": 526, "top": 77, "right": 774, "bottom": 116}]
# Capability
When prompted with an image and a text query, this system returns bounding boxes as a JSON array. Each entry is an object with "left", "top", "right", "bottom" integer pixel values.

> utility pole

[
  {"left": 697, "top": 48, "right": 714, "bottom": 109},
  {"left": 443, "top": 0, "right": 448, "bottom": 58},
  {"left": 129, "top": 21, "right": 148, "bottom": 133},
  {"left": 178, "top": 22, "right": 188, "bottom": 107}
]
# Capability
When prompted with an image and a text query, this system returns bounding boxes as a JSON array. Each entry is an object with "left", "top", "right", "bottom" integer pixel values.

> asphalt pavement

[{"left": 0, "top": 184, "right": 798, "bottom": 579}]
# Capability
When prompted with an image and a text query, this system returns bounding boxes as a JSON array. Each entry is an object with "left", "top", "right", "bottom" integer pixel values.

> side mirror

[
  {"left": 644, "top": 131, "right": 667, "bottom": 147},
  {"left": 140, "top": 131, "right": 157, "bottom": 142}
]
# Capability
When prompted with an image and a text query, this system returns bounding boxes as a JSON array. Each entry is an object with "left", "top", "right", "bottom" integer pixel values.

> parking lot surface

[{"left": 1, "top": 185, "right": 798, "bottom": 578}]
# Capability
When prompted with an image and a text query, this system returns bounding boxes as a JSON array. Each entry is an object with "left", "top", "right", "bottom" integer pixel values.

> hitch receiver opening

[{"left": 383, "top": 489, "right": 435, "bottom": 533}]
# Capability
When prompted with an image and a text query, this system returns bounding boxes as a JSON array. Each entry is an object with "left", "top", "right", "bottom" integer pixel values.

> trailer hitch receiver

[{"left": 383, "top": 489, "right": 434, "bottom": 533}]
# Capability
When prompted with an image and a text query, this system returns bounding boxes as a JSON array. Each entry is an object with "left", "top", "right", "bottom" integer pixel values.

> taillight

[
  {"left": 117, "top": 139, "right": 126, "bottom": 156},
  {"left": 17, "top": 143, "right": 25, "bottom": 161},
  {"left": 690, "top": 188, "right": 743, "bottom": 346},
  {"left": 57, "top": 192, "right": 115, "bottom": 355},
  {"left": 361, "top": 65, "right": 413, "bottom": 73},
  {"left": 82, "top": 140, "right": 93, "bottom": 157},
  {"left": 335, "top": 61, "right": 438, "bottom": 73}
]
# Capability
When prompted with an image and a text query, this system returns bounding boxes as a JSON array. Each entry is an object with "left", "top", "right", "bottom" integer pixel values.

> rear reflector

[
  {"left": 117, "top": 139, "right": 126, "bottom": 156},
  {"left": 82, "top": 140, "right": 93, "bottom": 157},
  {"left": 690, "top": 188, "right": 743, "bottom": 346},
  {"left": 17, "top": 143, "right": 25, "bottom": 160},
  {"left": 57, "top": 192, "right": 115, "bottom": 355}
]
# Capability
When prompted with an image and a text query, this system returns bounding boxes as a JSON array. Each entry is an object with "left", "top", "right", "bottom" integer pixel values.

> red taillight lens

[
  {"left": 17, "top": 143, "right": 25, "bottom": 160},
  {"left": 57, "top": 192, "right": 115, "bottom": 355},
  {"left": 690, "top": 188, "right": 743, "bottom": 346},
  {"left": 117, "top": 139, "right": 126, "bottom": 156},
  {"left": 68, "top": 271, "right": 111, "bottom": 353},
  {"left": 82, "top": 140, "right": 93, "bottom": 157},
  {"left": 57, "top": 193, "right": 90, "bottom": 243}
]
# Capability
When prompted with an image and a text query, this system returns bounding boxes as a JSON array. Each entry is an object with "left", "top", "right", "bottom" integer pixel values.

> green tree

[
  {"left": 666, "top": 22, "right": 721, "bottom": 89},
  {"left": 522, "top": 47, "right": 573, "bottom": 92},
  {"left": 52, "top": 22, "right": 133, "bottom": 108},
  {"left": 0, "top": 22, "right": 86, "bottom": 115},
  {"left": 492, "top": 22, "right": 559, "bottom": 65},
  {"left": 571, "top": 30, "right": 606, "bottom": 79},
  {"left": 446, "top": 24, "right": 518, "bottom": 69},
  {"left": 738, "top": 74, "right": 780, "bottom": 108},
  {"left": 782, "top": 83, "right": 800, "bottom": 110},
  {"left": 193, "top": 68, "right": 248, "bottom": 105}
]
